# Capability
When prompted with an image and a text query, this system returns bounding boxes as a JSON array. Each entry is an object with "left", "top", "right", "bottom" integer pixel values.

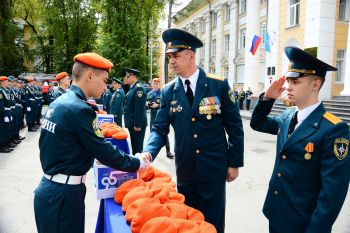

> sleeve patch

[
  {"left": 323, "top": 112, "right": 342, "bottom": 125},
  {"left": 228, "top": 89, "right": 236, "bottom": 104},
  {"left": 334, "top": 138, "right": 348, "bottom": 160},
  {"left": 137, "top": 91, "right": 143, "bottom": 98}
]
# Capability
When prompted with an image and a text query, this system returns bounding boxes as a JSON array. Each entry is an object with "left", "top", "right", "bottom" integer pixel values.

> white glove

[
  {"left": 27, "top": 107, "right": 31, "bottom": 112},
  {"left": 10, "top": 116, "right": 13, "bottom": 121},
  {"left": 135, "top": 153, "right": 151, "bottom": 172},
  {"left": 4, "top": 117, "right": 9, "bottom": 122}
]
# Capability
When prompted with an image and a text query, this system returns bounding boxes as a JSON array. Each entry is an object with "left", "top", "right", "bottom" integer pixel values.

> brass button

[
  {"left": 192, "top": 118, "right": 196, "bottom": 122},
  {"left": 193, "top": 134, "right": 198, "bottom": 139},
  {"left": 277, "top": 172, "right": 282, "bottom": 177},
  {"left": 274, "top": 191, "right": 279, "bottom": 195},
  {"left": 281, "top": 155, "right": 287, "bottom": 160},
  {"left": 196, "top": 150, "right": 200, "bottom": 154}
]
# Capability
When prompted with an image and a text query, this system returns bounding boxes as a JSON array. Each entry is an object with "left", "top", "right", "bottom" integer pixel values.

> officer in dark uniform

[
  {"left": 102, "top": 85, "right": 112, "bottom": 113},
  {"left": 245, "top": 86, "right": 253, "bottom": 110},
  {"left": 238, "top": 87, "right": 245, "bottom": 110},
  {"left": 47, "top": 83, "right": 55, "bottom": 105},
  {"left": 142, "top": 29, "right": 244, "bottom": 233},
  {"left": 25, "top": 77, "right": 37, "bottom": 131},
  {"left": 250, "top": 46, "right": 350, "bottom": 233},
  {"left": 33, "top": 52, "right": 151, "bottom": 233},
  {"left": 0, "top": 76, "right": 13, "bottom": 153},
  {"left": 147, "top": 78, "right": 174, "bottom": 159},
  {"left": 53, "top": 72, "right": 70, "bottom": 100},
  {"left": 110, "top": 78, "right": 125, "bottom": 126},
  {"left": 123, "top": 67, "right": 147, "bottom": 154},
  {"left": 35, "top": 79, "right": 43, "bottom": 126}
]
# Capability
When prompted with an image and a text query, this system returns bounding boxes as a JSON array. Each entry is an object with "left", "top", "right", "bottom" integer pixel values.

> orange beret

[
  {"left": 27, "top": 77, "right": 34, "bottom": 82},
  {"left": 114, "top": 179, "right": 146, "bottom": 204},
  {"left": 152, "top": 78, "right": 160, "bottom": 83},
  {"left": 140, "top": 217, "right": 200, "bottom": 233},
  {"left": 73, "top": 52, "right": 113, "bottom": 72},
  {"left": 122, "top": 186, "right": 153, "bottom": 211},
  {"left": 125, "top": 197, "right": 161, "bottom": 222},
  {"left": 0, "top": 76, "right": 8, "bottom": 81},
  {"left": 55, "top": 72, "right": 68, "bottom": 81}
]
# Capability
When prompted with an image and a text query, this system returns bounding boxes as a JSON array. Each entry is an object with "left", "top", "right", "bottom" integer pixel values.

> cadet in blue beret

[
  {"left": 250, "top": 46, "right": 350, "bottom": 233},
  {"left": 142, "top": 28, "right": 244, "bottom": 233},
  {"left": 33, "top": 53, "right": 151, "bottom": 233},
  {"left": 123, "top": 67, "right": 147, "bottom": 154},
  {"left": 110, "top": 77, "right": 125, "bottom": 126}
]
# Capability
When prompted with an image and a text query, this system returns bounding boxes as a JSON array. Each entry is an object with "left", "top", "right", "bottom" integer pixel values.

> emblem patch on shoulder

[
  {"left": 228, "top": 89, "right": 236, "bottom": 104},
  {"left": 137, "top": 91, "right": 143, "bottom": 97},
  {"left": 92, "top": 118, "right": 104, "bottom": 138},
  {"left": 333, "top": 138, "right": 349, "bottom": 160}
]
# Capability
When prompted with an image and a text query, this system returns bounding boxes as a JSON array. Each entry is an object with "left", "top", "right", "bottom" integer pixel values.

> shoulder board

[
  {"left": 84, "top": 101, "right": 99, "bottom": 111},
  {"left": 207, "top": 73, "right": 224, "bottom": 81},
  {"left": 323, "top": 111, "right": 342, "bottom": 125},
  {"left": 136, "top": 83, "right": 141, "bottom": 87},
  {"left": 163, "top": 78, "right": 177, "bottom": 88}
]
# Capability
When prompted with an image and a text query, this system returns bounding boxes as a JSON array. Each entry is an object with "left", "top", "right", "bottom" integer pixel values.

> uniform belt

[{"left": 44, "top": 173, "right": 86, "bottom": 185}]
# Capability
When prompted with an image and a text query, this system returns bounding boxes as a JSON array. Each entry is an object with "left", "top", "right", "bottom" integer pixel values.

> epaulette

[
  {"left": 84, "top": 101, "right": 99, "bottom": 111},
  {"left": 207, "top": 73, "right": 224, "bottom": 81},
  {"left": 136, "top": 83, "right": 141, "bottom": 87},
  {"left": 323, "top": 111, "right": 342, "bottom": 125}
]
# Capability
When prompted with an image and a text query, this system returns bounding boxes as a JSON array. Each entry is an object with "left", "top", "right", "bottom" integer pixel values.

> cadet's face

[
  {"left": 90, "top": 70, "right": 108, "bottom": 99},
  {"left": 152, "top": 82, "right": 159, "bottom": 90},
  {"left": 167, "top": 50, "right": 193, "bottom": 76},
  {"left": 286, "top": 76, "right": 317, "bottom": 108}
]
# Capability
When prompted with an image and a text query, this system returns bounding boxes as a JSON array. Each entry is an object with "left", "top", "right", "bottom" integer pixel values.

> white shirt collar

[
  {"left": 179, "top": 68, "right": 199, "bottom": 96},
  {"left": 295, "top": 101, "right": 321, "bottom": 129}
]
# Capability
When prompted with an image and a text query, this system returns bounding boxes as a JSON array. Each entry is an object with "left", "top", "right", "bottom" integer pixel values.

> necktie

[
  {"left": 185, "top": 79, "right": 194, "bottom": 106},
  {"left": 288, "top": 111, "right": 298, "bottom": 135}
]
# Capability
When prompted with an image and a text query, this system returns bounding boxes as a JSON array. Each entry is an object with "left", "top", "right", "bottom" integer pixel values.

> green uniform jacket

[
  {"left": 53, "top": 87, "right": 66, "bottom": 100},
  {"left": 110, "top": 88, "right": 125, "bottom": 116},
  {"left": 250, "top": 96, "right": 350, "bottom": 233},
  {"left": 144, "top": 68, "right": 244, "bottom": 182},
  {"left": 39, "top": 84, "right": 140, "bottom": 176},
  {"left": 124, "top": 81, "right": 147, "bottom": 129}
]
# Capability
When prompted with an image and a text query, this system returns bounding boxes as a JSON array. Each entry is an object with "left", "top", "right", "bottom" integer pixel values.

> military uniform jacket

[
  {"left": 250, "top": 97, "right": 350, "bottom": 233},
  {"left": 144, "top": 68, "right": 244, "bottom": 182},
  {"left": 53, "top": 87, "right": 66, "bottom": 100},
  {"left": 39, "top": 84, "right": 140, "bottom": 176},
  {"left": 0, "top": 87, "right": 12, "bottom": 125},
  {"left": 124, "top": 81, "right": 147, "bottom": 128},
  {"left": 245, "top": 90, "right": 253, "bottom": 100},
  {"left": 110, "top": 88, "right": 125, "bottom": 115},
  {"left": 103, "top": 90, "right": 112, "bottom": 113},
  {"left": 147, "top": 89, "right": 161, "bottom": 114}
]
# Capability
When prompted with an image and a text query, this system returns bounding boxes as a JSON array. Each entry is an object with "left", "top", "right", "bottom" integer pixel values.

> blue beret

[
  {"left": 284, "top": 46, "right": 337, "bottom": 79},
  {"left": 162, "top": 28, "right": 203, "bottom": 53}
]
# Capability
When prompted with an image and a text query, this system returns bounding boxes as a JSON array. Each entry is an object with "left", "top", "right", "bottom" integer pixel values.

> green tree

[{"left": 0, "top": 0, "right": 26, "bottom": 76}]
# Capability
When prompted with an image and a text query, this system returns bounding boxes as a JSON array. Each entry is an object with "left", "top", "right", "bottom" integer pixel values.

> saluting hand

[
  {"left": 264, "top": 76, "right": 286, "bottom": 100},
  {"left": 226, "top": 167, "right": 239, "bottom": 182}
]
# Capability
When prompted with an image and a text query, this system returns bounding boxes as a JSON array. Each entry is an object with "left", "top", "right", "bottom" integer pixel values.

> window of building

[
  {"left": 224, "top": 34, "right": 230, "bottom": 54},
  {"left": 210, "top": 68, "right": 216, "bottom": 74},
  {"left": 288, "top": 0, "right": 300, "bottom": 27},
  {"left": 201, "top": 43, "right": 205, "bottom": 60},
  {"left": 211, "top": 39, "right": 217, "bottom": 57},
  {"left": 212, "top": 12, "right": 217, "bottom": 28},
  {"left": 336, "top": 50, "right": 346, "bottom": 82},
  {"left": 260, "top": 22, "right": 267, "bottom": 44},
  {"left": 339, "top": 0, "right": 350, "bottom": 21},
  {"left": 239, "top": 0, "right": 247, "bottom": 14},
  {"left": 267, "top": 66, "right": 276, "bottom": 75},
  {"left": 201, "top": 17, "right": 206, "bottom": 33},
  {"left": 224, "top": 4, "right": 231, "bottom": 21},
  {"left": 223, "top": 66, "right": 229, "bottom": 79},
  {"left": 239, "top": 29, "right": 246, "bottom": 49}
]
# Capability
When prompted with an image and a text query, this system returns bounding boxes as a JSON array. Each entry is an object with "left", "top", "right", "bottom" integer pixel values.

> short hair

[
  {"left": 72, "top": 62, "right": 105, "bottom": 81},
  {"left": 309, "top": 75, "right": 325, "bottom": 89}
]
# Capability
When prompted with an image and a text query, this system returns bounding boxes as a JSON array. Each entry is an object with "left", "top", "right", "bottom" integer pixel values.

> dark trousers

[
  {"left": 239, "top": 99, "right": 244, "bottom": 110},
  {"left": 177, "top": 180, "right": 226, "bottom": 233},
  {"left": 128, "top": 127, "right": 146, "bottom": 154},
  {"left": 34, "top": 177, "right": 86, "bottom": 233},
  {"left": 246, "top": 99, "right": 251, "bottom": 111}
]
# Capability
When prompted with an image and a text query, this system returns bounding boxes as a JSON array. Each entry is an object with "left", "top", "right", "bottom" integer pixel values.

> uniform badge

[
  {"left": 228, "top": 89, "right": 236, "bottom": 104},
  {"left": 304, "top": 142, "right": 314, "bottom": 160},
  {"left": 170, "top": 101, "right": 177, "bottom": 105},
  {"left": 137, "top": 91, "right": 143, "bottom": 97},
  {"left": 333, "top": 138, "right": 349, "bottom": 160},
  {"left": 92, "top": 118, "right": 104, "bottom": 138},
  {"left": 0, "top": 94, "right": 2, "bottom": 99}
]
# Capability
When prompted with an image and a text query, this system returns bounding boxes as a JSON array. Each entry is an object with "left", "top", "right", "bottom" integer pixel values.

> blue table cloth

[{"left": 95, "top": 138, "right": 131, "bottom": 233}]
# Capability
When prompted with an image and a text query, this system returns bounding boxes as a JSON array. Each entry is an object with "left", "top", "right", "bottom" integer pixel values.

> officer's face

[
  {"left": 286, "top": 76, "right": 320, "bottom": 108},
  {"left": 167, "top": 50, "right": 194, "bottom": 76}
]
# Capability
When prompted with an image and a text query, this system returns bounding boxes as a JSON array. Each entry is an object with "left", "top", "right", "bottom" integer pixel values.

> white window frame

[
  {"left": 201, "top": 43, "right": 205, "bottom": 60},
  {"left": 223, "top": 66, "right": 229, "bottom": 79},
  {"left": 339, "top": 0, "right": 350, "bottom": 21},
  {"left": 211, "top": 39, "right": 217, "bottom": 57},
  {"left": 212, "top": 12, "right": 217, "bottom": 28},
  {"left": 239, "top": 0, "right": 247, "bottom": 14},
  {"left": 239, "top": 29, "right": 246, "bottom": 49},
  {"left": 288, "top": 0, "right": 300, "bottom": 27},
  {"left": 224, "top": 34, "right": 230, "bottom": 54},
  {"left": 224, "top": 4, "right": 231, "bottom": 22},
  {"left": 201, "top": 17, "right": 206, "bottom": 33},
  {"left": 210, "top": 68, "right": 216, "bottom": 74},
  {"left": 336, "top": 50, "right": 346, "bottom": 82}
]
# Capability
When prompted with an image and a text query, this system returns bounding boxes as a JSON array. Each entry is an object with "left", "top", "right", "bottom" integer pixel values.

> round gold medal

[
  {"left": 207, "top": 114, "right": 212, "bottom": 120},
  {"left": 304, "top": 153, "right": 311, "bottom": 160}
]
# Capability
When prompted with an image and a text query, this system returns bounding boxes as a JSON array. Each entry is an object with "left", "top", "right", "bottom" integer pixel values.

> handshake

[{"left": 134, "top": 152, "right": 152, "bottom": 172}]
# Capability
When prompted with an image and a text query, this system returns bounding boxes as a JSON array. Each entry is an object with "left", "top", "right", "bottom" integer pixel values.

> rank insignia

[
  {"left": 0, "top": 94, "right": 2, "bottom": 99},
  {"left": 92, "top": 118, "right": 104, "bottom": 138},
  {"left": 333, "top": 138, "right": 349, "bottom": 160},
  {"left": 170, "top": 101, "right": 177, "bottom": 105},
  {"left": 137, "top": 91, "right": 143, "bottom": 97}
]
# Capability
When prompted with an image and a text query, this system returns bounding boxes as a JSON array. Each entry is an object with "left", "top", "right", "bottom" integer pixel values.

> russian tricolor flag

[{"left": 250, "top": 35, "right": 262, "bottom": 55}]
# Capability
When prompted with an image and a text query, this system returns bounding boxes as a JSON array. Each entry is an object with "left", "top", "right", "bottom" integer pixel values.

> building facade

[{"left": 172, "top": 0, "right": 349, "bottom": 99}]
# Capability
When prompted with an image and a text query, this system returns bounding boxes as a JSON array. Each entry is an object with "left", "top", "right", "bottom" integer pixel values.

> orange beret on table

[
  {"left": 55, "top": 72, "right": 68, "bottom": 81},
  {"left": 73, "top": 52, "right": 113, "bottom": 72},
  {"left": 114, "top": 179, "right": 146, "bottom": 204}
]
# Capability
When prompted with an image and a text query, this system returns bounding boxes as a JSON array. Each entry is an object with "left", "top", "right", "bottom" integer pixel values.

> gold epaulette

[
  {"left": 323, "top": 112, "right": 342, "bottom": 125},
  {"left": 136, "top": 83, "right": 141, "bottom": 87},
  {"left": 207, "top": 73, "right": 224, "bottom": 81}
]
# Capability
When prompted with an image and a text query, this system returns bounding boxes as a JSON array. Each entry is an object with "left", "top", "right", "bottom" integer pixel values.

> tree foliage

[{"left": 0, "top": 0, "right": 26, "bottom": 76}]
